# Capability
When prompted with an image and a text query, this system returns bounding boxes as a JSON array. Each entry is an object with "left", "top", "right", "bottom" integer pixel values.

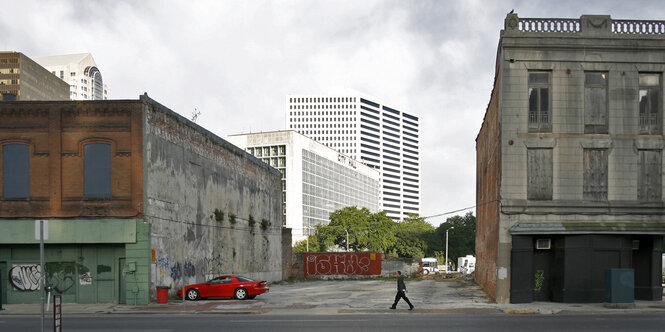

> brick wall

[
  {"left": 475, "top": 56, "right": 502, "bottom": 301},
  {"left": 0, "top": 100, "right": 144, "bottom": 218}
]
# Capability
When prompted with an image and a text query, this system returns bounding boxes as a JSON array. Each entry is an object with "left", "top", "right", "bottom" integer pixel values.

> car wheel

[
  {"left": 423, "top": 269, "right": 429, "bottom": 275},
  {"left": 234, "top": 288, "right": 248, "bottom": 300},
  {"left": 186, "top": 289, "right": 200, "bottom": 301}
]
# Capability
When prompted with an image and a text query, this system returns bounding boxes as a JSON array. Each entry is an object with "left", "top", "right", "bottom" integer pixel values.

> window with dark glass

[
  {"left": 585, "top": 72, "right": 608, "bottom": 134},
  {"left": 639, "top": 73, "right": 661, "bottom": 134},
  {"left": 84, "top": 143, "right": 111, "bottom": 198},
  {"left": 528, "top": 72, "right": 551, "bottom": 132},
  {"left": 2, "top": 144, "right": 30, "bottom": 198}
]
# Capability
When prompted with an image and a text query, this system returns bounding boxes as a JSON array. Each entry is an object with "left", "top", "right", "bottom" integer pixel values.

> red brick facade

[
  {"left": 0, "top": 100, "right": 144, "bottom": 218},
  {"left": 475, "top": 55, "right": 502, "bottom": 301}
]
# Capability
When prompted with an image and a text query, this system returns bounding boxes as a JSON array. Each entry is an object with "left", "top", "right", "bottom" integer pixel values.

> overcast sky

[{"left": 3, "top": 0, "right": 665, "bottom": 226}]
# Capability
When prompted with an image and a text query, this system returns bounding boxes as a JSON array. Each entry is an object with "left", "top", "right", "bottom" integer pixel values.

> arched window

[
  {"left": 2, "top": 143, "right": 29, "bottom": 198},
  {"left": 84, "top": 143, "right": 111, "bottom": 198}
]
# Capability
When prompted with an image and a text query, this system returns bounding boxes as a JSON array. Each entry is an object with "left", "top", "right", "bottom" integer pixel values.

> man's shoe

[
  {"left": 409, "top": 306, "right": 414, "bottom": 310},
  {"left": 389, "top": 307, "right": 396, "bottom": 310}
]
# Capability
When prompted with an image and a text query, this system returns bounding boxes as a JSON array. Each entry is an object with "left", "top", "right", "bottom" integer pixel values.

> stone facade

[{"left": 477, "top": 14, "right": 665, "bottom": 304}]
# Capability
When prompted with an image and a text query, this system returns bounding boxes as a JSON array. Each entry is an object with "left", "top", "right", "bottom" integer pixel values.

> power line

[{"left": 422, "top": 200, "right": 500, "bottom": 220}]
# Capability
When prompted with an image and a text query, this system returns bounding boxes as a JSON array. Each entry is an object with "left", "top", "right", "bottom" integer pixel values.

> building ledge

[{"left": 509, "top": 221, "right": 665, "bottom": 235}]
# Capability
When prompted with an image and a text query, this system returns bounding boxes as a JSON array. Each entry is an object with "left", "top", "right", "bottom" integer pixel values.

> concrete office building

[
  {"left": 286, "top": 93, "right": 420, "bottom": 221},
  {"left": 228, "top": 130, "right": 380, "bottom": 243},
  {"left": 0, "top": 51, "right": 69, "bottom": 101},
  {"left": 476, "top": 13, "right": 665, "bottom": 304},
  {"left": 34, "top": 53, "right": 108, "bottom": 100}
]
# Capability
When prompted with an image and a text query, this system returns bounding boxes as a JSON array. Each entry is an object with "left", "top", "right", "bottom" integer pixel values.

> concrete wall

[
  {"left": 286, "top": 253, "right": 419, "bottom": 278},
  {"left": 142, "top": 97, "right": 283, "bottom": 297}
]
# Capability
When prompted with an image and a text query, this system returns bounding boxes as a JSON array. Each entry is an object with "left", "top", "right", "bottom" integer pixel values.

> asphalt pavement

[{"left": 1, "top": 277, "right": 664, "bottom": 316}]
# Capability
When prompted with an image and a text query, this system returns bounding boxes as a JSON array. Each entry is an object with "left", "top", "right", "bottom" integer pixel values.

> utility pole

[{"left": 445, "top": 227, "right": 454, "bottom": 274}]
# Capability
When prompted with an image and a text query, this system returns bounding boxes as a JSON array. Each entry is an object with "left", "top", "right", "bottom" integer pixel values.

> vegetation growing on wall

[
  {"left": 229, "top": 213, "right": 237, "bottom": 225},
  {"left": 213, "top": 209, "right": 224, "bottom": 222},
  {"left": 260, "top": 218, "right": 271, "bottom": 231}
]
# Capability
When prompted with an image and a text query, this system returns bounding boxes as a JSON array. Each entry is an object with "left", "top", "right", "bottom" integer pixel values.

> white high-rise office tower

[
  {"left": 286, "top": 92, "right": 420, "bottom": 221},
  {"left": 34, "top": 53, "right": 108, "bottom": 100}
]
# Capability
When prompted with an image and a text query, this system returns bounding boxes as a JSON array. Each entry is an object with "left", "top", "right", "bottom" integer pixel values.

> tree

[
  {"left": 292, "top": 235, "right": 323, "bottom": 252},
  {"left": 430, "top": 212, "right": 476, "bottom": 264},
  {"left": 389, "top": 214, "right": 435, "bottom": 258},
  {"left": 316, "top": 206, "right": 397, "bottom": 252}
]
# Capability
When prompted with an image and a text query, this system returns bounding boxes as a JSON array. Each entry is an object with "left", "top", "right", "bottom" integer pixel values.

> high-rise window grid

[{"left": 287, "top": 94, "right": 420, "bottom": 220}]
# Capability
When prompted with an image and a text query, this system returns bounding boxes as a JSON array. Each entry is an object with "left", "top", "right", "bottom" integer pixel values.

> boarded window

[
  {"left": 638, "top": 150, "right": 662, "bottom": 202},
  {"left": 528, "top": 72, "right": 551, "bottom": 132},
  {"left": 584, "top": 72, "right": 608, "bottom": 134},
  {"left": 527, "top": 148, "right": 553, "bottom": 200},
  {"left": 639, "top": 73, "right": 661, "bottom": 135},
  {"left": 583, "top": 149, "right": 608, "bottom": 201},
  {"left": 2, "top": 144, "right": 30, "bottom": 198},
  {"left": 84, "top": 143, "right": 111, "bottom": 198}
]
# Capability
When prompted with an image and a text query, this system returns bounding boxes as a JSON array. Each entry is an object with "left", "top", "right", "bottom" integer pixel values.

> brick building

[
  {"left": 476, "top": 14, "right": 665, "bottom": 304},
  {"left": 0, "top": 95, "right": 282, "bottom": 304}
]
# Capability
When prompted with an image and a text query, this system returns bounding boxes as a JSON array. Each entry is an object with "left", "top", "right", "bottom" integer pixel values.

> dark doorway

[{"left": 533, "top": 239, "right": 554, "bottom": 301}]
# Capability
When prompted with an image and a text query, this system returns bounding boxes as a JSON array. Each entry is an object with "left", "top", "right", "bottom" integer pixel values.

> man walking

[{"left": 390, "top": 271, "right": 414, "bottom": 310}]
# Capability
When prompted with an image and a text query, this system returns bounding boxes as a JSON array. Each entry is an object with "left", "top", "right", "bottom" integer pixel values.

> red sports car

[{"left": 176, "top": 275, "right": 269, "bottom": 300}]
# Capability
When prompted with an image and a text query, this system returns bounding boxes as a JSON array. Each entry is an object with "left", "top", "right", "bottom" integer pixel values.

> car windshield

[{"left": 236, "top": 276, "right": 254, "bottom": 282}]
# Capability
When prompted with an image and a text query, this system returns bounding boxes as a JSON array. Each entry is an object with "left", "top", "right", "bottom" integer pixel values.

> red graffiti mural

[{"left": 303, "top": 253, "right": 382, "bottom": 276}]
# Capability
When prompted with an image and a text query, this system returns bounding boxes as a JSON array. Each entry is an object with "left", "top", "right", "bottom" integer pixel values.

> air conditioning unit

[{"left": 536, "top": 238, "right": 551, "bottom": 250}]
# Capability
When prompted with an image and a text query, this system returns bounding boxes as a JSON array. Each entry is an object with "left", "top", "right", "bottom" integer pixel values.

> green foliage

[
  {"left": 430, "top": 212, "right": 476, "bottom": 262},
  {"left": 293, "top": 235, "right": 323, "bottom": 252},
  {"left": 317, "top": 207, "right": 397, "bottom": 252},
  {"left": 248, "top": 215, "right": 256, "bottom": 228},
  {"left": 229, "top": 213, "right": 237, "bottom": 224},
  {"left": 302, "top": 206, "right": 476, "bottom": 260},
  {"left": 213, "top": 209, "right": 224, "bottom": 222},
  {"left": 260, "top": 218, "right": 271, "bottom": 231},
  {"left": 388, "top": 214, "right": 435, "bottom": 258}
]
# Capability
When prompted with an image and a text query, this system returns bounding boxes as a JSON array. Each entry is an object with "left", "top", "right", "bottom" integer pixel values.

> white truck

[
  {"left": 457, "top": 255, "right": 476, "bottom": 274},
  {"left": 421, "top": 257, "right": 439, "bottom": 274}
]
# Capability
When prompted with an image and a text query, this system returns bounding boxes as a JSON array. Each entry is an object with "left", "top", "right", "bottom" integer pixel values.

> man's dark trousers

[{"left": 392, "top": 290, "right": 413, "bottom": 309}]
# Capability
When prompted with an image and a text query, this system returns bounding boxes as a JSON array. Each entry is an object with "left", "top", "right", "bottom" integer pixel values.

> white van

[
  {"left": 422, "top": 257, "right": 439, "bottom": 274},
  {"left": 457, "top": 255, "right": 476, "bottom": 274}
]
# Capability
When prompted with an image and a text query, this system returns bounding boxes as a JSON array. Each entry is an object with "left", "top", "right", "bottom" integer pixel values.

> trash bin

[
  {"left": 156, "top": 286, "right": 170, "bottom": 304},
  {"left": 605, "top": 268, "right": 634, "bottom": 303}
]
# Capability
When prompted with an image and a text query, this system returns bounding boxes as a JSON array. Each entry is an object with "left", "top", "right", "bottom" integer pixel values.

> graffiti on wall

[
  {"left": 9, "top": 265, "right": 42, "bottom": 291},
  {"left": 169, "top": 261, "right": 197, "bottom": 280},
  {"left": 303, "top": 253, "right": 382, "bottom": 277},
  {"left": 10, "top": 262, "right": 86, "bottom": 293}
]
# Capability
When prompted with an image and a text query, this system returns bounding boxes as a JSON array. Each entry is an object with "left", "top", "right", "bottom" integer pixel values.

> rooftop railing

[
  {"left": 612, "top": 20, "right": 665, "bottom": 35},
  {"left": 506, "top": 14, "right": 665, "bottom": 36}
]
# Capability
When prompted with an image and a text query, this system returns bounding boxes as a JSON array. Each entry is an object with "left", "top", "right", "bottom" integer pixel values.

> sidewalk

[{"left": 2, "top": 279, "right": 664, "bottom": 315}]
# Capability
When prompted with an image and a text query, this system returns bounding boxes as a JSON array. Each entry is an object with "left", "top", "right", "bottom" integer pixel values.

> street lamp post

[{"left": 345, "top": 229, "right": 349, "bottom": 252}]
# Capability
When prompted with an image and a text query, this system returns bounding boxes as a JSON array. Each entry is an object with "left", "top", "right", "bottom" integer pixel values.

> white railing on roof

[
  {"left": 518, "top": 18, "right": 580, "bottom": 33},
  {"left": 612, "top": 20, "right": 665, "bottom": 35}
]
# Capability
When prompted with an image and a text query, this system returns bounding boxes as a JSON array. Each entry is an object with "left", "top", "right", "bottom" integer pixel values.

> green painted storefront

[{"left": 0, "top": 219, "right": 150, "bottom": 305}]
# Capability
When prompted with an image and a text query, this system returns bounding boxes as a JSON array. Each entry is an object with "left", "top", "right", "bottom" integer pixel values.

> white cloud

[{"left": 3, "top": 0, "right": 665, "bottom": 226}]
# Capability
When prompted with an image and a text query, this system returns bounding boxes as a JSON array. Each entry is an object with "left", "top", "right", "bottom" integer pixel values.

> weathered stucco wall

[{"left": 141, "top": 97, "right": 282, "bottom": 296}]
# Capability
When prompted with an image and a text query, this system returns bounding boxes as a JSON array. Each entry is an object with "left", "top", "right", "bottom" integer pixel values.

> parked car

[{"left": 176, "top": 275, "right": 269, "bottom": 300}]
